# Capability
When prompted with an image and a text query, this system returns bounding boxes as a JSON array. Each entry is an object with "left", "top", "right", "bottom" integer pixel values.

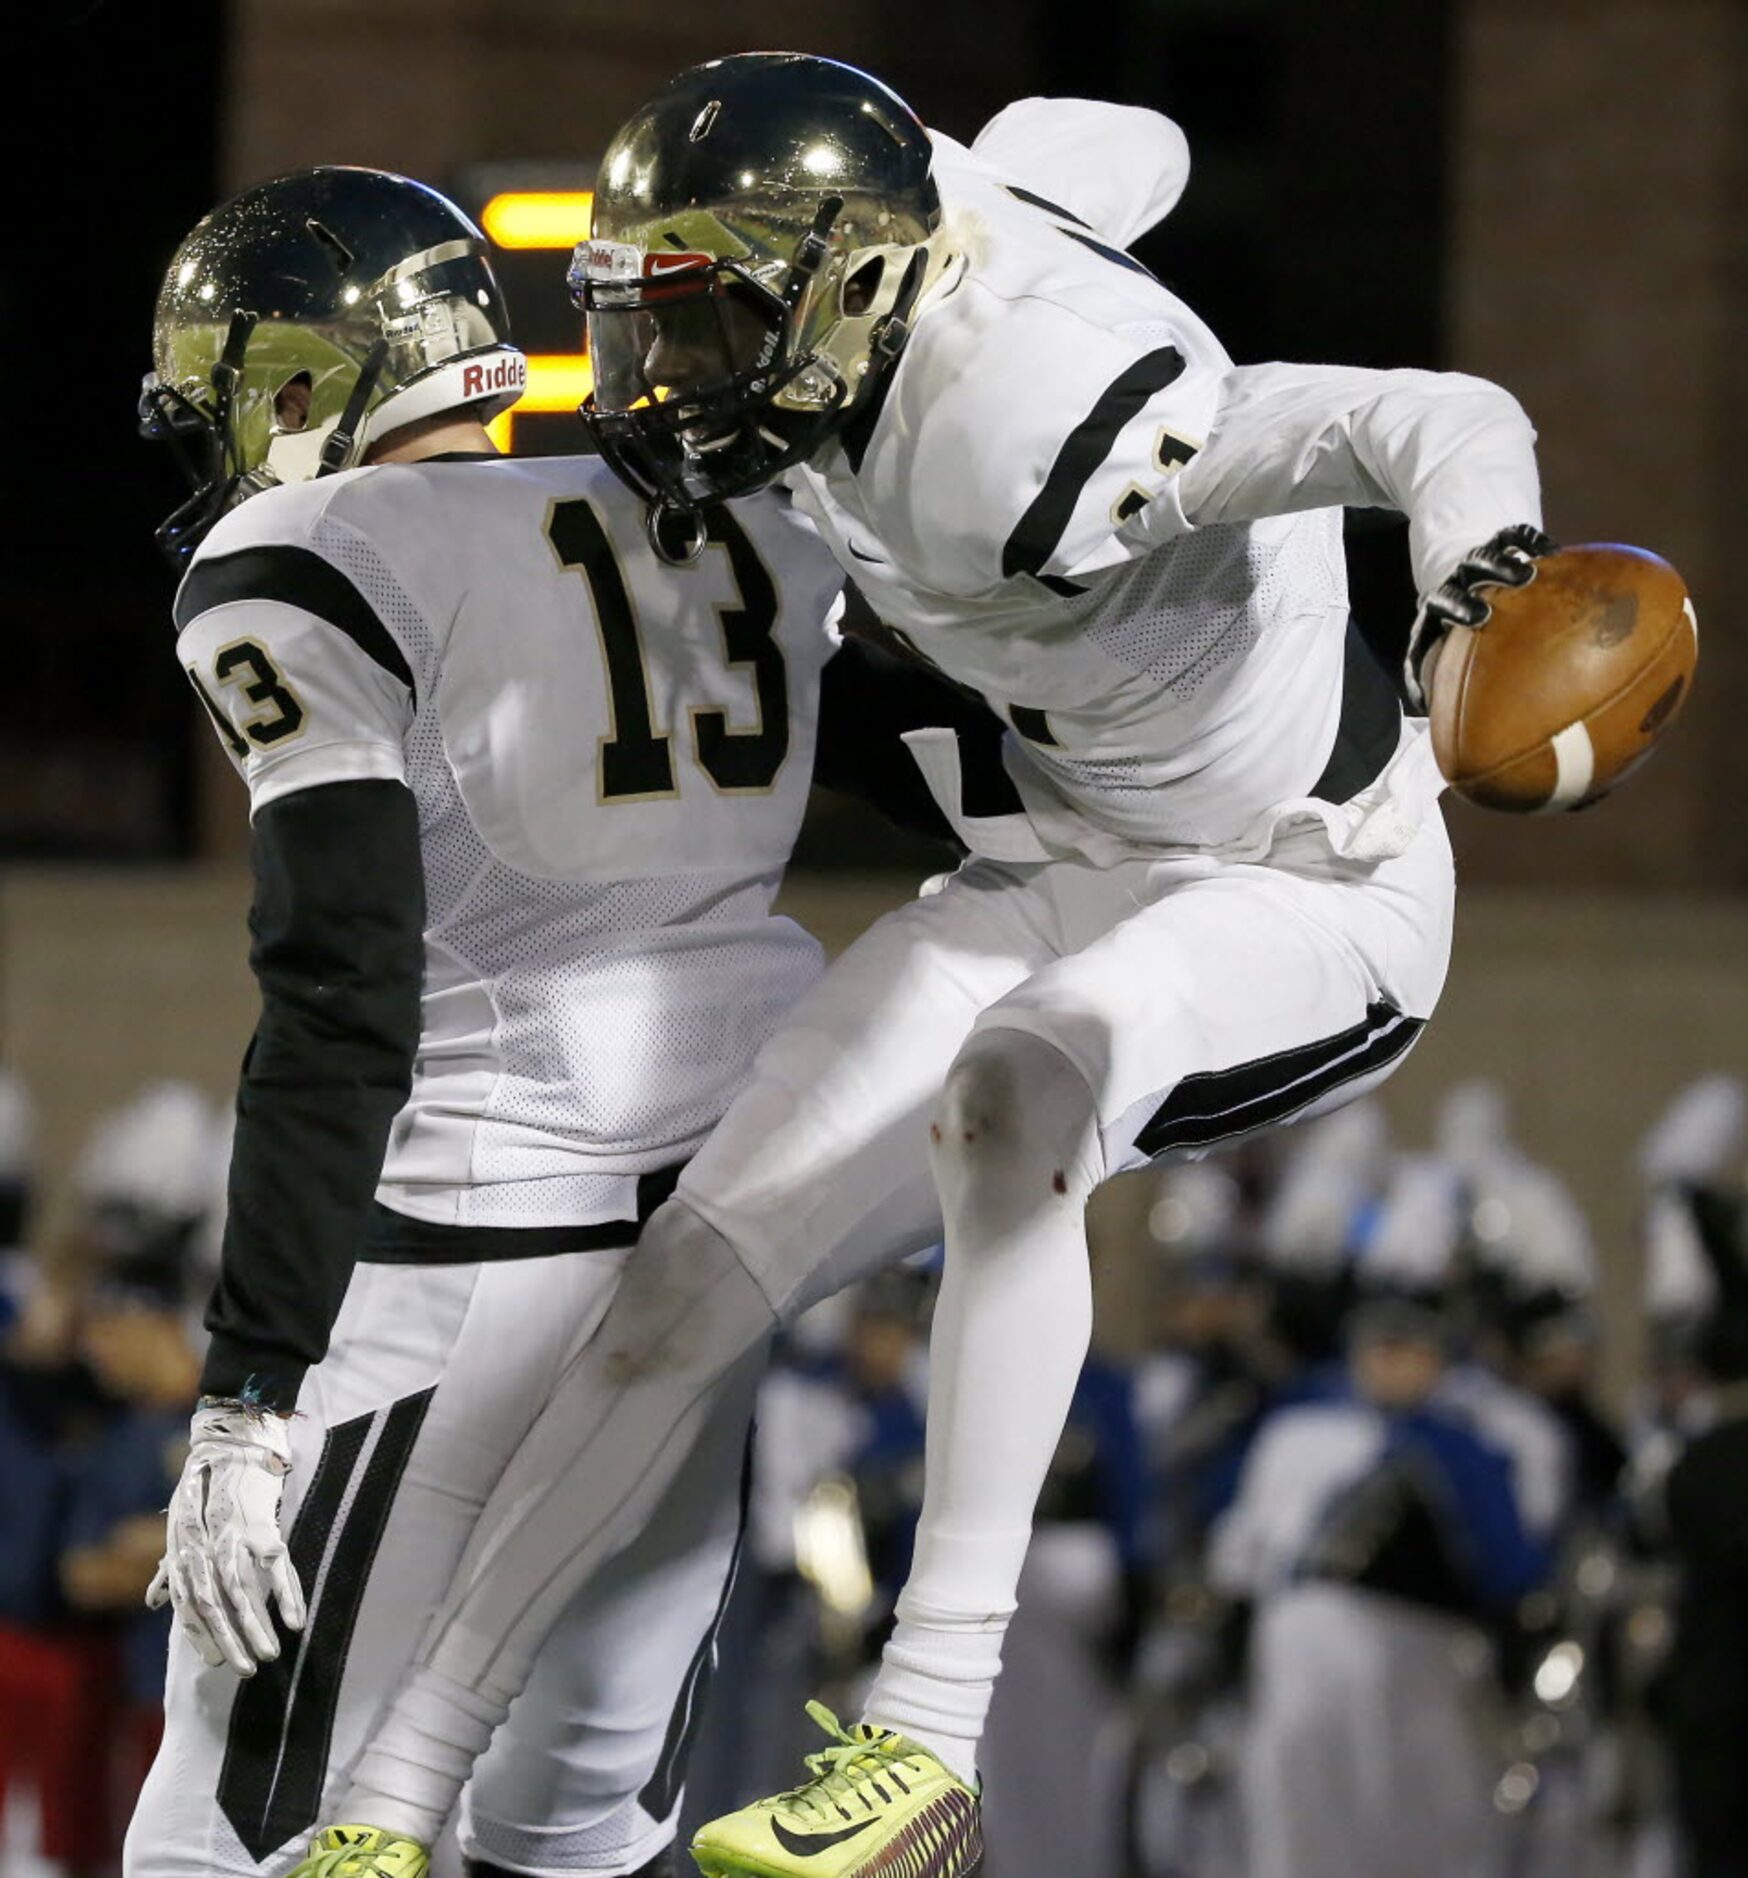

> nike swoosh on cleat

[
  {"left": 770, "top": 1817, "right": 880, "bottom": 1857},
  {"left": 846, "top": 540, "right": 884, "bottom": 563}
]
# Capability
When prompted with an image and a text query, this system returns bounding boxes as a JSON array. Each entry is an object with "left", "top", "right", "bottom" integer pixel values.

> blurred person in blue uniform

[
  {"left": 1633, "top": 1076, "right": 1748, "bottom": 1878},
  {"left": 0, "top": 1082, "right": 217, "bottom": 1871},
  {"left": 1212, "top": 1149, "right": 1568, "bottom": 1878},
  {"left": 1432, "top": 1083, "right": 1634, "bottom": 1875},
  {"left": 1134, "top": 1159, "right": 1277, "bottom": 1569},
  {"left": 1436, "top": 1081, "right": 1625, "bottom": 1517},
  {"left": 0, "top": 1067, "right": 120, "bottom": 1875},
  {"left": 63, "top": 1251, "right": 205, "bottom": 1809},
  {"left": 67, "top": 1082, "right": 218, "bottom": 1743},
  {"left": 980, "top": 1310, "right": 1150, "bottom": 1876},
  {"left": 1119, "top": 1124, "right": 1386, "bottom": 1878}
]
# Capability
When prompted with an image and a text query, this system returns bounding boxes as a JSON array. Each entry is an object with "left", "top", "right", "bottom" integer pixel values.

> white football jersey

[
  {"left": 788, "top": 101, "right": 1540, "bottom": 861},
  {"left": 177, "top": 454, "right": 844, "bottom": 1228}
]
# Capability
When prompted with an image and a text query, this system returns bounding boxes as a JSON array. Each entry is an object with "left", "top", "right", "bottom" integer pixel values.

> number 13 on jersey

[{"left": 546, "top": 497, "right": 790, "bottom": 803}]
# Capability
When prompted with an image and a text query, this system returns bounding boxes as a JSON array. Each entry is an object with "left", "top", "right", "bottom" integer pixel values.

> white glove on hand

[{"left": 147, "top": 1401, "right": 306, "bottom": 1676}]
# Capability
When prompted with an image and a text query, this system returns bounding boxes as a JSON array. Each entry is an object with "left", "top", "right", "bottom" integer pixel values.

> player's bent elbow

[{"left": 1377, "top": 369, "right": 1534, "bottom": 438}]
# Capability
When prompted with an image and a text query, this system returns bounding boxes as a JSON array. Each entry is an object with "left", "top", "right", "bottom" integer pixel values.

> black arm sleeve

[
  {"left": 200, "top": 780, "right": 426, "bottom": 1411},
  {"left": 812, "top": 636, "right": 1011, "bottom": 848}
]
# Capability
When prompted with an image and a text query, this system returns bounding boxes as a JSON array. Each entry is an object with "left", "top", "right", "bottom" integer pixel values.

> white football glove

[{"left": 148, "top": 1400, "right": 306, "bottom": 1676}]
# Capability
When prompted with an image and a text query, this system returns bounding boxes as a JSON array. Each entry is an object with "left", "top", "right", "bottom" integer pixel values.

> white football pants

[
  {"left": 346, "top": 813, "right": 1455, "bottom": 1835},
  {"left": 126, "top": 1252, "right": 753, "bottom": 1878}
]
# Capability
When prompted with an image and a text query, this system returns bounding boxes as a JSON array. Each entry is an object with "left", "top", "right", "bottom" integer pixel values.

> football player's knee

[{"left": 929, "top": 1027, "right": 1101, "bottom": 1212}]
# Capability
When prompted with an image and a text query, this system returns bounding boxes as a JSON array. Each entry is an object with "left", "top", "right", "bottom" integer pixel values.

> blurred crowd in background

[{"left": 5, "top": 1068, "right": 1748, "bottom": 1878}]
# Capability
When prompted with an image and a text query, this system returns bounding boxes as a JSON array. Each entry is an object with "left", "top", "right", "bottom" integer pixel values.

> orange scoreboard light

[{"left": 479, "top": 190, "right": 595, "bottom": 451}]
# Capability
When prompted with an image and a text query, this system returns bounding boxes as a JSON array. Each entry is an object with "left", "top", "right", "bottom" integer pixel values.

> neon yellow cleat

[
  {"left": 690, "top": 1701, "right": 982, "bottom": 1878},
  {"left": 286, "top": 1824, "right": 432, "bottom": 1877}
]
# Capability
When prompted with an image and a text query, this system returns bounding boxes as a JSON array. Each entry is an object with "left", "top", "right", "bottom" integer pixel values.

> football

[{"left": 1428, "top": 544, "right": 1697, "bottom": 813}]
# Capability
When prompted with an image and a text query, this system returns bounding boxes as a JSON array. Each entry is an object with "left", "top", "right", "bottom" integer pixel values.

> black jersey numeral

[
  {"left": 545, "top": 498, "right": 790, "bottom": 802},
  {"left": 187, "top": 665, "right": 250, "bottom": 758},
  {"left": 548, "top": 496, "right": 677, "bottom": 800},
  {"left": 694, "top": 506, "right": 789, "bottom": 792},
  {"left": 213, "top": 641, "right": 307, "bottom": 747}
]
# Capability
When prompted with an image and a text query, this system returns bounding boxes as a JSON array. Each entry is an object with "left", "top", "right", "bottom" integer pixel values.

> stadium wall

[{"left": 3, "top": 866, "right": 1743, "bottom": 1399}]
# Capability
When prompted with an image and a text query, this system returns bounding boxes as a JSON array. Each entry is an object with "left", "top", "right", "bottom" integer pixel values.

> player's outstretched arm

[
  {"left": 1169, "top": 362, "right": 1543, "bottom": 594},
  {"left": 1165, "top": 362, "right": 1549, "bottom": 699}
]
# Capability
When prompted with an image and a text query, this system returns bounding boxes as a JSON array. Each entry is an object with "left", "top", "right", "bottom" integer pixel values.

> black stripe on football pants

[
  {"left": 1001, "top": 346, "right": 1187, "bottom": 581},
  {"left": 1136, "top": 998, "right": 1425, "bottom": 1160},
  {"left": 219, "top": 1387, "right": 436, "bottom": 1860},
  {"left": 175, "top": 544, "right": 416, "bottom": 699},
  {"left": 637, "top": 1431, "right": 755, "bottom": 1824}
]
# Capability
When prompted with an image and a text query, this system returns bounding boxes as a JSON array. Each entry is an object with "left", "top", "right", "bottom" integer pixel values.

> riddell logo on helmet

[{"left": 462, "top": 355, "right": 526, "bottom": 398}]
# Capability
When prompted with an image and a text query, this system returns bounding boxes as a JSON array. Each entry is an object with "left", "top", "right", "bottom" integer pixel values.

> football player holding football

[
  {"left": 303, "top": 57, "right": 1555, "bottom": 1878},
  {"left": 132, "top": 162, "right": 993, "bottom": 1878}
]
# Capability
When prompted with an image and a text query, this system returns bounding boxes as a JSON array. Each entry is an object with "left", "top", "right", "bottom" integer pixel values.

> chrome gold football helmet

[
  {"left": 575, "top": 53, "right": 947, "bottom": 535},
  {"left": 141, "top": 167, "right": 525, "bottom": 565}
]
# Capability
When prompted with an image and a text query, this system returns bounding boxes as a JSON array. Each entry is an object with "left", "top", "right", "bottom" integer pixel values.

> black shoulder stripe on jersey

[
  {"left": 1004, "top": 183, "right": 1092, "bottom": 229},
  {"left": 1061, "top": 227, "right": 1159, "bottom": 281},
  {"left": 1136, "top": 999, "right": 1424, "bottom": 1160},
  {"left": 1000, "top": 346, "right": 1187, "bottom": 580},
  {"left": 175, "top": 545, "right": 416, "bottom": 701},
  {"left": 1309, "top": 619, "right": 1404, "bottom": 804}
]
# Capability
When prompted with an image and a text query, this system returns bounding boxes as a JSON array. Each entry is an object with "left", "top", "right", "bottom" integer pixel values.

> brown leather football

[{"left": 1429, "top": 544, "right": 1696, "bottom": 813}]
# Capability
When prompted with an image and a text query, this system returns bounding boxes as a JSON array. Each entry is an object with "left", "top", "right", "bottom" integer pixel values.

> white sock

[
  {"left": 864, "top": 1028, "right": 1101, "bottom": 1786},
  {"left": 342, "top": 1668, "right": 498, "bottom": 1844},
  {"left": 865, "top": 1597, "right": 1008, "bottom": 1784}
]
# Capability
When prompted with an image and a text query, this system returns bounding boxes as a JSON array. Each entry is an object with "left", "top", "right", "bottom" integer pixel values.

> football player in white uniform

[
  {"left": 130, "top": 164, "right": 990, "bottom": 1878},
  {"left": 305, "top": 58, "right": 1558, "bottom": 1878}
]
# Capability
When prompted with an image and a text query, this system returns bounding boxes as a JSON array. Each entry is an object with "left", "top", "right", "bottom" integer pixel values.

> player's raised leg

[
  {"left": 331, "top": 865, "right": 1057, "bottom": 1851},
  {"left": 691, "top": 817, "right": 1453, "bottom": 1878}
]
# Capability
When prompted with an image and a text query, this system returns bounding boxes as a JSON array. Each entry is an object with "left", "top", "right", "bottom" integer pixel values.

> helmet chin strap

[
  {"left": 212, "top": 309, "right": 258, "bottom": 412},
  {"left": 318, "top": 338, "right": 391, "bottom": 477},
  {"left": 785, "top": 195, "right": 844, "bottom": 309},
  {"left": 870, "top": 244, "right": 930, "bottom": 365}
]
